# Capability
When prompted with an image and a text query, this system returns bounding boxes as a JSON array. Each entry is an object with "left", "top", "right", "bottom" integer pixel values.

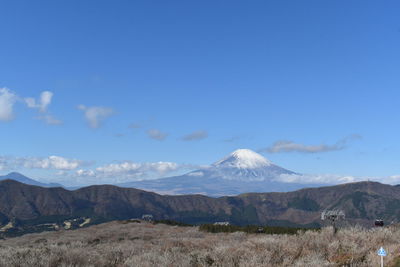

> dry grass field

[{"left": 1, "top": 221, "right": 400, "bottom": 267}]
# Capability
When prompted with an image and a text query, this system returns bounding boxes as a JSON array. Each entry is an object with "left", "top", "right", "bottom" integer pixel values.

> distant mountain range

[
  {"left": 119, "top": 149, "right": 324, "bottom": 196},
  {"left": 0, "top": 149, "right": 325, "bottom": 196},
  {"left": 0, "top": 172, "right": 62, "bottom": 188},
  {"left": 1, "top": 179, "right": 399, "bottom": 235}
]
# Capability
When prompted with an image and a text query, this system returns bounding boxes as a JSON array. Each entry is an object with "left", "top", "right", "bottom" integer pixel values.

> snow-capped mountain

[
  {"left": 187, "top": 149, "right": 295, "bottom": 182},
  {"left": 119, "top": 149, "right": 322, "bottom": 196},
  {"left": 215, "top": 149, "right": 273, "bottom": 169}
]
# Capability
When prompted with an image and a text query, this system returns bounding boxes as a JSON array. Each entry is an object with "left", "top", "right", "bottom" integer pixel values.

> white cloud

[
  {"left": 275, "top": 173, "right": 357, "bottom": 184},
  {"left": 37, "top": 114, "right": 63, "bottom": 125},
  {"left": 0, "top": 153, "right": 196, "bottom": 186},
  {"left": 78, "top": 105, "right": 114, "bottom": 128},
  {"left": 128, "top": 123, "right": 142, "bottom": 129},
  {"left": 0, "top": 88, "right": 61, "bottom": 124},
  {"left": 378, "top": 175, "right": 400, "bottom": 185},
  {"left": 223, "top": 136, "right": 243, "bottom": 143},
  {"left": 0, "top": 155, "right": 85, "bottom": 171},
  {"left": 24, "top": 91, "right": 62, "bottom": 125},
  {"left": 266, "top": 141, "right": 341, "bottom": 153},
  {"left": 0, "top": 156, "right": 8, "bottom": 171},
  {"left": 18, "top": 156, "right": 84, "bottom": 170},
  {"left": 262, "top": 135, "right": 362, "bottom": 154},
  {"left": 96, "top": 162, "right": 141, "bottom": 174},
  {"left": 147, "top": 129, "right": 168, "bottom": 141},
  {"left": 0, "top": 88, "right": 18, "bottom": 121},
  {"left": 182, "top": 130, "right": 208, "bottom": 141},
  {"left": 75, "top": 169, "right": 96, "bottom": 177},
  {"left": 276, "top": 173, "right": 400, "bottom": 186},
  {"left": 96, "top": 161, "right": 179, "bottom": 176},
  {"left": 68, "top": 161, "right": 195, "bottom": 184},
  {"left": 25, "top": 91, "right": 53, "bottom": 112},
  {"left": 188, "top": 171, "right": 204, "bottom": 177}
]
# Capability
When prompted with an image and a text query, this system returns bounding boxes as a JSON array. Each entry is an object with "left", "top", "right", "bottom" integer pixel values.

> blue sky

[{"left": 1, "top": 0, "right": 400, "bottom": 185}]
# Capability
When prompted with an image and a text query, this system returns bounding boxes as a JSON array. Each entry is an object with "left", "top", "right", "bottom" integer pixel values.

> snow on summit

[
  {"left": 213, "top": 149, "right": 272, "bottom": 169},
  {"left": 203, "top": 148, "right": 296, "bottom": 182},
  {"left": 120, "top": 148, "right": 302, "bottom": 196}
]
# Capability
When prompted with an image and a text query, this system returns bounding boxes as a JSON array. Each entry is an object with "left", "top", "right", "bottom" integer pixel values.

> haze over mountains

[
  {"left": 0, "top": 149, "right": 328, "bottom": 196},
  {"left": 0, "top": 172, "right": 62, "bottom": 188},
  {"left": 120, "top": 149, "right": 324, "bottom": 196}
]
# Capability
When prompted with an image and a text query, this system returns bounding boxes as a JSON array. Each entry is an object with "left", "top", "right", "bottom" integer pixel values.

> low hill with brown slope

[{"left": 0, "top": 179, "right": 399, "bottom": 231}]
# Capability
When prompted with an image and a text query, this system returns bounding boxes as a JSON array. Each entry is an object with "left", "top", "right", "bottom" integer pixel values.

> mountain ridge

[{"left": 1, "top": 179, "right": 399, "bottom": 233}]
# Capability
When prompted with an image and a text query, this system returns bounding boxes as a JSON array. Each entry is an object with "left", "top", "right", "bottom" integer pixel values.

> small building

[
  {"left": 257, "top": 227, "right": 265, "bottom": 233},
  {"left": 141, "top": 214, "right": 154, "bottom": 222},
  {"left": 213, "top": 221, "right": 230, "bottom": 226},
  {"left": 321, "top": 210, "right": 345, "bottom": 222}
]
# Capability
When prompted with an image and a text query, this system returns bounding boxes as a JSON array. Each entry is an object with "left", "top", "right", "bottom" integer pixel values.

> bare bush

[{"left": 1, "top": 222, "right": 400, "bottom": 267}]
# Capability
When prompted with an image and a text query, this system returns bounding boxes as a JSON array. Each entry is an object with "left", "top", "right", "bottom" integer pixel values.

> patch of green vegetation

[
  {"left": 2, "top": 214, "right": 109, "bottom": 238},
  {"left": 72, "top": 208, "right": 96, "bottom": 218},
  {"left": 20, "top": 215, "right": 77, "bottom": 226},
  {"left": 177, "top": 205, "right": 260, "bottom": 226},
  {"left": 199, "top": 224, "right": 318, "bottom": 235},
  {"left": 154, "top": 220, "right": 192, "bottom": 227},
  {"left": 231, "top": 205, "right": 259, "bottom": 225},
  {"left": 265, "top": 219, "right": 321, "bottom": 229},
  {"left": 288, "top": 197, "right": 320, "bottom": 211},
  {"left": 177, "top": 210, "right": 228, "bottom": 225}
]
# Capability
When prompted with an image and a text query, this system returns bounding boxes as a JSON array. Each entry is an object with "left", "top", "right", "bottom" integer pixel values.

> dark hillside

[{"left": 0, "top": 179, "right": 399, "bottom": 234}]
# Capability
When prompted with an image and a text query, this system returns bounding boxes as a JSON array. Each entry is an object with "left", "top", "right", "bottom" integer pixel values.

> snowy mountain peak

[
  {"left": 122, "top": 148, "right": 299, "bottom": 195},
  {"left": 213, "top": 149, "right": 272, "bottom": 169}
]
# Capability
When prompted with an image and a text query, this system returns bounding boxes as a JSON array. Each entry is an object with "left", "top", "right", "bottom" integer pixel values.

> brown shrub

[{"left": 1, "top": 222, "right": 400, "bottom": 266}]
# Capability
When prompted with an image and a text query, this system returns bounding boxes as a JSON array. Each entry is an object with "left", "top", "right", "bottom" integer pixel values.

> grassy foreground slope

[{"left": 1, "top": 221, "right": 400, "bottom": 267}]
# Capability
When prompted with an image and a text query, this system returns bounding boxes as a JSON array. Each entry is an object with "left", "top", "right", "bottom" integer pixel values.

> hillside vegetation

[
  {"left": 1, "top": 221, "right": 400, "bottom": 266},
  {"left": 2, "top": 179, "right": 400, "bottom": 233}
]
